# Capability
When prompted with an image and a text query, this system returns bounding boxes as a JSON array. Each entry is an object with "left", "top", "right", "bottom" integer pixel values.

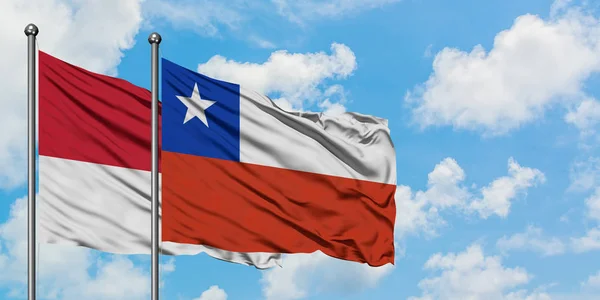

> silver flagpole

[
  {"left": 24, "top": 23, "right": 39, "bottom": 300},
  {"left": 148, "top": 32, "right": 162, "bottom": 300}
]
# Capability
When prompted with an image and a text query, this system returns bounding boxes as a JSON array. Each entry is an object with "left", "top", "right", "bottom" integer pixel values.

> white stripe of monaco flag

[{"left": 37, "top": 51, "right": 281, "bottom": 269}]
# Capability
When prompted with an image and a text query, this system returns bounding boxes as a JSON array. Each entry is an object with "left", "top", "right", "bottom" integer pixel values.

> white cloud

[
  {"left": 248, "top": 35, "right": 277, "bottom": 49},
  {"left": 260, "top": 251, "right": 393, "bottom": 300},
  {"left": 397, "top": 157, "right": 545, "bottom": 239},
  {"left": 0, "top": 0, "right": 144, "bottom": 189},
  {"left": 406, "top": 4, "right": 600, "bottom": 135},
  {"left": 409, "top": 244, "right": 548, "bottom": 300},
  {"left": 197, "top": 43, "right": 357, "bottom": 112},
  {"left": 143, "top": 0, "right": 244, "bottom": 37},
  {"left": 571, "top": 228, "right": 600, "bottom": 253},
  {"left": 565, "top": 98, "right": 600, "bottom": 137},
  {"left": 550, "top": 0, "right": 575, "bottom": 17},
  {"left": 272, "top": 0, "right": 401, "bottom": 24},
  {"left": 161, "top": 257, "right": 176, "bottom": 273},
  {"left": 469, "top": 158, "right": 546, "bottom": 219},
  {"left": 0, "top": 197, "right": 159, "bottom": 299},
  {"left": 317, "top": 98, "right": 347, "bottom": 116},
  {"left": 143, "top": 0, "right": 398, "bottom": 39},
  {"left": 73, "top": 257, "right": 149, "bottom": 299},
  {"left": 394, "top": 184, "right": 445, "bottom": 240},
  {"left": 570, "top": 184, "right": 600, "bottom": 253},
  {"left": 143, "top": 0, "right": 401, "bottom": 42},
  {"left": 584, "top": 187, "right": 600, "bottom": 221},
  {"left": 420, "top": 157, "right": 471, "bottom": 209},
  {"left": 394, "top": 158, "right": 468, "bottom": 239},
  {"left": 582, "top": 271, "right": 600, "bottom": 290},
  {"left": 424, "top": 44, "right": 434, "bottom": 58},
  {"left": 504, "top": 290, "right": 553, "bottom": 300},
  {"left": 569, "top": 157, "right": 600, "bottom": 192},
  {"left": 496, "top": 226, "right": 566, "bottom": 256},
  {"left": 496, "top": 183, "right": 600, "bottom": 255},
  {"left": 193, "top": 285, "right": 228, "bottom": 300}
]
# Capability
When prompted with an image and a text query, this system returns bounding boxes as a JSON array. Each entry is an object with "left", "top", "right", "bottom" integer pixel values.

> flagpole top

[
  {"left": 148, "top": 32, "right": 162, "bottom": 44},
  {"left": 24, "top": 24, "right": 39, "bottom": 36}
]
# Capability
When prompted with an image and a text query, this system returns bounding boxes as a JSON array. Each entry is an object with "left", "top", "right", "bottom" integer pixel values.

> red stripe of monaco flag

[
  {"left": 161, "top": 58, "right": 397, "bottom": 267},
  {"left": 37, "top": 51, "right": 281, "bottom": 269}
]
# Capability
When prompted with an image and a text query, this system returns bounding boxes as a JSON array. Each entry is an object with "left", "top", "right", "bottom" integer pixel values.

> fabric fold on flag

[
  {"left": 37, "top": 51, "right": 281, "bottom": 269},
  {"left": 161, "top": 59, "right": 397, "bottom": 267}
]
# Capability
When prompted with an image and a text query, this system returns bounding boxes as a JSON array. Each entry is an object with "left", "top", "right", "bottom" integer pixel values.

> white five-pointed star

[{"left": 176, "top": 83, "right": 216, "bottom": 127}]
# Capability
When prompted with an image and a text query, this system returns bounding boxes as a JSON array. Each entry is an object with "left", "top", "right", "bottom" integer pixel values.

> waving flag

[
  {"left": 161, "top": 59, "right": 397, "bottom": 267},
  {"left": 37, "top": 51, "right": 281, "bottom": 269}
]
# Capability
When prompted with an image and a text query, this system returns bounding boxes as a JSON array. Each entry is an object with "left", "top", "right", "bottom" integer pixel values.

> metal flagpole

[
  {"left": 148, "top": 32, "right": 162, "bottom": 300},
  {"left": 24, "top": 23, "right": 39, "bottom": 300}
]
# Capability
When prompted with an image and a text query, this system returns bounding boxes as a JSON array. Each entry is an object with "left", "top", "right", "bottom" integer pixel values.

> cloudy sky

[{"left": 2, "top": 0, "right": 600, "bottom": 299}]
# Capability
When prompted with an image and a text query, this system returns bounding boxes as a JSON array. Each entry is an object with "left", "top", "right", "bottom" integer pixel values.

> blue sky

[{"left": 2, "top": 0, "right": 600, "bottom": 299}]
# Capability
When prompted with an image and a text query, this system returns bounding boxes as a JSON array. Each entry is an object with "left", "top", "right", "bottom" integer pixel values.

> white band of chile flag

[
  {"left": 38, "top": 51, "right": 281, "bottom": 269},
  {"left": 161, "top": 59, "right": 397, "bottom": 266}
]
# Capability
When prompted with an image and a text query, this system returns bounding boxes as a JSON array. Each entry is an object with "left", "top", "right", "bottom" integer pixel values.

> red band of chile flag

[{"left": 161, "top": 59, "right": 397, "bottom": 266}]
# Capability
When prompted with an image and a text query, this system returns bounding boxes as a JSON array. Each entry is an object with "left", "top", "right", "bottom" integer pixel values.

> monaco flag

[
  {"left": 161, "top": 59, "right": 397, "bottom": 266},
  {"left": 37, "top": 51, "right": 281, "bottom": 268}
]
